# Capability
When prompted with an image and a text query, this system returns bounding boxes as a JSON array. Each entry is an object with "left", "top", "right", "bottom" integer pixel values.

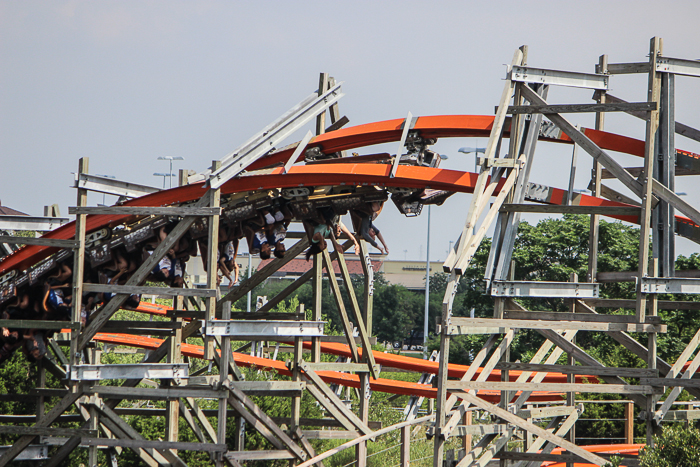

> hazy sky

[{"left": 2, "top": 1, "right": 699, "bottom": 261}]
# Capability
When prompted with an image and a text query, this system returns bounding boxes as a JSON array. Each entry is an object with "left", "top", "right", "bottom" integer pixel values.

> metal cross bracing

[{"left": 0, "top": 40, "right": 699, "bottom": 466}]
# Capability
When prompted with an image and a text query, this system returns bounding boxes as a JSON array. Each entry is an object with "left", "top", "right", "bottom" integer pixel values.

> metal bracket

[
  {"left": 204, "top": 320, "right": 325, "bottom": 339},
  {"left": 477, "top": 157, "right": 524, "bottom": 168},
  {"left": 74, "top": 173, "right": 159, "bottom": 198},
  {"left": 640, "top": 277, "right": 700, "bottom": 294},
  {"left": 656, "top": 56, "right": 700, "bottom": 77},
  {"left": 70, "top": 363, "right": 189, "bottom": 381},
  {"left": 510, "top": 66, "right": 609, "bottom": 90},
  {"left": 491, "top": 280, "right": 599, "bottom": 298},
  {"left": 209, "top": 81, "right": 344, "bottom": 189}
]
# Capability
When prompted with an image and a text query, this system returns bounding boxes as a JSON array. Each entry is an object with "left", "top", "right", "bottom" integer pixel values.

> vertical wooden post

[
  {"left": 433, "top": 274, "right": 458, "bottom": 467},
  {"left": 525, "top": 404, "right": 534, "bottom": 450},
  {"left": 312, "top": 73, "right": 326, "bottom": 363},
  {"left": 400, "top": 425, "right": 410, "bottom": 467},
  {"left": 88, "top": 404, "right": 98, "bottom": 467},
  {"left": 204, "top": 161, "right": 222, "bottom": 360},
  {"left": 463, "top": 410, "right": 472, "bottom": 454},
  {"left": 498, "top": 262, "right": 515, "bottom": 467},
  {"left": 316, "top": 73, "right": 329, "bottom": 135},
  {"left": 625, "top": 402, "right": 634, "bottom": 444},
  {"left": 311, "top": 254, "right": 322, "bottom": 363},
  {"left": 357, "top": 240, "right": 373, "bottom": 467},
  {"left": 636, "top": 37, "right": 663, "bottom": 323},
  {"left": 217, "top": 300, "right": 231, "bottom": 467},
  {"left": 290, "top": 304, "right": 304, "bottom": 466},
  {"left": 36, "top": 359, "right": 45, "bottom": 422},
  {"left": 655, "top": 71, "right": 676, "bottom": 277},
  {"left": 166, "top": 295, "right": 183, "bottom": 455},
  {"left": 70, "top": 157, "right": 89, "bottom": 392},
  {"left": 647, "top": 258, "right": 659, "bottom": 446},
  {"left": 588, "top": 55, "right": 607, "bottom": 284},
  {"left": 178, "top": 168, "right": 189, "bottom": 188},
  {"left": 566, "top": 273, "right": 578, "bottom": 467}
]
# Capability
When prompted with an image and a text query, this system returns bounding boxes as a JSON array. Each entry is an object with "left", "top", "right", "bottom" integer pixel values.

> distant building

[
  {"left": 189, "top": 251, "right": 443, "bottom": 291},
  {"left": 381, "top": 260, "right": 444, "bottom": 290},
  {"left": 0, "top": 200, "right": 30, "bottom": 258},
  {"left": 0, "top": 199, "right": 29, "bottom": 217}
]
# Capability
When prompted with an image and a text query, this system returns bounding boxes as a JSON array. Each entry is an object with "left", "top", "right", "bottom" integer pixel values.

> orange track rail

[
  {"left": 542, "top": 443, "right": 643, "bottom": 466},
  {"left": 92, "top": 332, "right": 563, "bottom": 402},
  {"left": 3, "top": 113, "right": 696, "bottom": 276}
]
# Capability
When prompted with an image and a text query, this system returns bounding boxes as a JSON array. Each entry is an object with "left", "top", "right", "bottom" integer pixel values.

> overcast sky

[{"left": 2, "top": 1, "right": 699, "bottom": 262}]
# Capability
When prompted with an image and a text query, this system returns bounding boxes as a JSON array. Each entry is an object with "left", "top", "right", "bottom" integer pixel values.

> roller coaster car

[
  {"left": 304, "top": 146, "right": 341, "bottom": 162},
  {"left": 398, "top": 132, "right": 442, "bottom": 168}
]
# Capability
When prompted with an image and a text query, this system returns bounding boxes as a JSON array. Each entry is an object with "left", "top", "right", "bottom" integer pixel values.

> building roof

[
  {"left": 257, "top": 257, "right": 383, "bottom": 276},
  {"left": 0, "top": 200, "right": 29, "bottom": 217}
]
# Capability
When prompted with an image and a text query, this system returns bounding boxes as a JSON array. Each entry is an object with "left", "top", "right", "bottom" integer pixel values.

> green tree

[{"left": 639, "top": 424, "right": 700, "bottom": 466}]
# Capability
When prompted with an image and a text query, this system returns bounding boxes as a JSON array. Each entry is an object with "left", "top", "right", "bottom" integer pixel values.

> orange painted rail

[
  {"left": 3, "top": 114, "right": 697, "bottom": 276},
  {"left": 92, "top": 332, "right": 563, "bottom": 402}
]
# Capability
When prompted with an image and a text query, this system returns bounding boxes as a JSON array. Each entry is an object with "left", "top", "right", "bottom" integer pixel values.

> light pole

[
  {"left": 153, "top": 172, "right": 174, "bottom": 189},
  {"left": 458, "top": 147, "right": 486, "bottom": 172},
  {"left": 157, "top": 156, "right": 185, "bottom": 188},
  {"left": 423, "top": 205, "right": 431, "bottom": 358},
  {"left": 95, "top": 174, "right": 116, "bottom": 206}
]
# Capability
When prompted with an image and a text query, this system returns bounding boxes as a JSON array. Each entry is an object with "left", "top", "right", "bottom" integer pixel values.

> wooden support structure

[{"left": 2, "top": 44, "right": 700, "bottom": 467}]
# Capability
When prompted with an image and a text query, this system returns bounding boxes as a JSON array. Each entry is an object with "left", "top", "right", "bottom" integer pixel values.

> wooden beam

[
  {"left": 0, "top": 235, "right": 76, "bottom": 248},
  {"left": 0, "top": 426, "right": 97, "bottom": 437},
  {"left": 500, "top": 204, "right": 640, "bottom": 216},
  {"left": 88, "top": 385, "right": 227, "bottom": 400},
  {"left": 446, "top": 380, "right": 657, "bottom": 395},
  {"left": 91, "top": 397, "right": 186, "bottom": 466},
  {"left": 583, "top": 297, "right": 700, "bottom": 310},
  {"left": 448, "top": 317, "right": 665, "bottom": 333},
  {"left": 226, "top": 450, "right": 294, "bottom": 461},
  {"left": 496, "top": 362, "right": 659, "bottom": 378},
  {"left": 83, "top": 283, "right": 216, "bottom": 297},
  {"left": 505, "top": 101, "right": 655, "bottom": 114},
  {"left": 604, "top": 62, "right": 651, "bottom": 74},
  {"left": 69, "top": 206, "right": 221, "bottom": 216},
  {"left": 0, "top": 320, "right": 78, "bottom": 331},
  {"left": 80, "top": 437, "right": 227, "bottom": 453},
  {"left": 440, "top": 332, "right": 513, "bottom": 439},
  {"left": 503, "top": 309, "right": 662, "bottom": 324}
]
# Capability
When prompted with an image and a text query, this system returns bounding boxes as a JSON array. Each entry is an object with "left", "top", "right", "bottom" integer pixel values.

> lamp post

[
  {"left": 157, "top": 156, "right": 185, "bottom": 188},
  {"left": 423, "top": 205, "right": 431, "bottom": 358},
  {"left": 95, "top": 174, "right": 116, "bottom": 206},
  {"left": 458, "top": 147, "right": 486, "bottom": 172},
  {"left": 153, "top": 172, "right": 174, "bottom": 189}
]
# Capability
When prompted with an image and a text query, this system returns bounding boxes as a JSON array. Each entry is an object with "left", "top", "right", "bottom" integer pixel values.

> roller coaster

[{"left": 1, "top": 37, "right": 699, "bottom": 466}]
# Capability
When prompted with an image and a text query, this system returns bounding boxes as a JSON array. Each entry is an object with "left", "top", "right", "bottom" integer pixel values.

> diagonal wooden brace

[
  {"left": 226, "top": 383, "right": 307, "bottom": 461},
  {"left": 321, "top": 247, "right": 361, "bottom": 362},
  {"left": 299, "top": 360, "right": 373, "bottom": 436},
  {"left": 328, "top": 232, "right": 378, "bottom": 378},
  {"left": 456, "top": 392, "right": 607, "bottom": 466}
]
